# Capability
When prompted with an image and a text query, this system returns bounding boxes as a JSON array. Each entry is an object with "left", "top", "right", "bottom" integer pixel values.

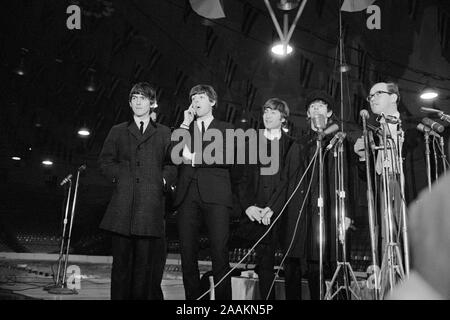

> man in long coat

[
  {"left": 99, "top": 82, "right": 176, "bottom": 300},
  {"left": 262, "top": 91, "right": 352, "bottom": 300}
]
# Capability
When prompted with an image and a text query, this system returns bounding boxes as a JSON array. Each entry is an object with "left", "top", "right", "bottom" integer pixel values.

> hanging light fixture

[
  {"left": 265, "top": 0, "right": 307, "bottom": 58},
  {"left": 277, "top": 0, "right": 301, "bottom": 11},
  {"left": 11, "top": 156, "right": 21, "bottom": 161},
  {"left": 420, "top": 87, "right": 438, "bottom": 100},
  {"left": 271, "top": 42, "right": 293, "bottom": 56}
]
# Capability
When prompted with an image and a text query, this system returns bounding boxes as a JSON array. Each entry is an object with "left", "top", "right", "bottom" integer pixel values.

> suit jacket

[
  {"left": 236, "top": 133, "right": 294, "bottom": 244},
  {"left": 173, "top": 118, "right": 234, "bottom": 209},
  {"left": 98, "top": 120, "right": 176, "bottom": 237}
]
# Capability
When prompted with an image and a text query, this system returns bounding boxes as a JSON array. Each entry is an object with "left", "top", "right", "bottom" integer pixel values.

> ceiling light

[
  {"left": 78, "top": 128, "right": 91, "bottom": 137},
  {"left": 271, "top": 43, "right": 293, "bottom": 56},
  {"left": 420, "top": 87, "right": 438, "bottom": 100},
  {"left": 42, "top": 160, "right": 53, "bottom": 166}
]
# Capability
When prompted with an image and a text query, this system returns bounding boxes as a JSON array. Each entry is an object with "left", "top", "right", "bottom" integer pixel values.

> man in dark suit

[
  {"left": 99, "top": 82, "right": 176, "bottom": 300},
  {"left": 260, "top": 90, "right": 352, "bottom": 300},
  {"left": 238, "top": 98, "right": 294, "bottom": 300},
  {"left": 174, "top": 84, "right": 234, "bottom": 300}
]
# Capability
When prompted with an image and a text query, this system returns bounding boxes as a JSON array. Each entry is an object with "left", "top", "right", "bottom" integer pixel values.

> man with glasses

[{"left": 354, "top": 82, "right": 406, "bottom": 296}]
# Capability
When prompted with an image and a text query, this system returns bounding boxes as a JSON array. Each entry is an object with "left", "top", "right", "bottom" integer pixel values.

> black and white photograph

[{"left": 1, "top": 0, "right": 450, "bottom": 306}]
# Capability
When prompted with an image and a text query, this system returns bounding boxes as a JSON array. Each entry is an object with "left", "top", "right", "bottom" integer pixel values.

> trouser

[
  {"left": 255, "top": 240, "right": 276, "bottom": 300},
  {"left": 110, "top": 233, "right": 166, "bottom": 300},
  {"left": 177, "top": 180, "right": 231, "bottom": 300}
]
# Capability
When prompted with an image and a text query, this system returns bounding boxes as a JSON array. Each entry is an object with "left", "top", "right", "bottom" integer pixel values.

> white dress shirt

[
  {"left": 133, "top": 115, "right": 150, "bottom": 134},
  {"left": 182, "top": 115, "right": 215, "bottom": 165},
  {"left": 263, "top": 128, "right": 282, "bottom": 141}
]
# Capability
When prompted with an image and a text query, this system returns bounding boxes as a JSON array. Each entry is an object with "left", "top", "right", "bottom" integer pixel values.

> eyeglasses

[{"left": 366, "top": 91, "right": 392, "bottom": 102}]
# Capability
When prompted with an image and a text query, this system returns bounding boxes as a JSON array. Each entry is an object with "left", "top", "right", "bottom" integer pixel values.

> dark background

[{"left": 1, "top": 0, "right": 450, "bottom": 271}]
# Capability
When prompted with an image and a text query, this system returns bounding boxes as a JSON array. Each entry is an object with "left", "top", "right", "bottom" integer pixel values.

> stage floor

[
  {"left": 0, "top": 253, "right": 189, "bottom": 300},
  {"left": 1, "top": 253, "right": 353, "bottom": 300}
]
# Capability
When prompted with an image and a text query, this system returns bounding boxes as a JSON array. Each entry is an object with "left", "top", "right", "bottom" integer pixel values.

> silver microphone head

[
  {"left": 78, "top": 164, "right": 87, "bottom": 171},
  {"left": 360, "top": 109, "right": 370, "bottom": 119},
  {"left": 312, "top": 114, "right": 326, "bottom": 131},
  {"left": 417, "top": 123, "right": 441, "bottom": 137}
]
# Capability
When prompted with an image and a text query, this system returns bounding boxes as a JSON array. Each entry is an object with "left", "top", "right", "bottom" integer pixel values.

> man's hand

[
  {"left": 245, "top": 206, "right": 263, "bottom": 223},
  {"left": 354, "top": 136, "right": 366, "bottom": 161},
  {"left": 261, "top": 207, "right": 274, "bottom": 226},
  {"left": 182, "top": 103, "right": 196, "bottom": 127}
]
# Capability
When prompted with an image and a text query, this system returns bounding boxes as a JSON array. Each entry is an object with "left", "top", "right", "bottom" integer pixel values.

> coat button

[
  {"left": 136, "top": 161, "right": 140, "bottom": 167},
  {"left": 136, "top": 178, "right": 140, "bottom": 183}
]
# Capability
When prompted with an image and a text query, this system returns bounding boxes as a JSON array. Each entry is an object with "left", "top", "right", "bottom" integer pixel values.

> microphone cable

[
  {"left": 196, "top": 146, "right": 319, "bottom": 300},
  {"left": 265, "top": 147, "right": 318, "bottom": 300}
]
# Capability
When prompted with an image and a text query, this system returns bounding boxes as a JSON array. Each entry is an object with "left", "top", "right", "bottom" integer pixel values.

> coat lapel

[
  {"left": 140, "top": 121, "right": 157, "bottom": 144},
  {"left": 127, "top": 120, "right": 157, "bottom": 144},
  {"left": 127, "top": 121, "right": 141, "bottom": 140}
]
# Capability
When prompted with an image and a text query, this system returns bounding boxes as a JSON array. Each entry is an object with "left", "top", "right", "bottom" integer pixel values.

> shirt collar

[
  {"left": 263, "top": 128, "right": 282, "bottom": 141},
  {"left": 133, "top": 115, "right": 150, "bottom": 132},
  {"left": 196, "top": 114, "right": 214, "bottom": 130}
]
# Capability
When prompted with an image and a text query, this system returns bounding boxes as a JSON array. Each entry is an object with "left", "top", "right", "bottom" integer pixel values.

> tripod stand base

[{"left": 47, "top": 286, "right": 78, "bottom": 295}]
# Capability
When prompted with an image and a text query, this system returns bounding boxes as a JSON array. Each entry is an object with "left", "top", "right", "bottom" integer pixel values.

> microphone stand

[
  {"left": 317, "top": 131, "right": 325, "bottom": 300},
  {"left": 396, "top": 125, "right": 410, "bottom": 277},
  {"left": 440, "top": 137, "right": 447, "bottom": 175},
  {"left": 378, "top": 119, "right": 405, "bottom": 298},
  {"left": 433, "top": 137, "right": 439, "bottom": 181},
  {"left": 361, "top": 116, "right": 380, "bottom": 300},
  {"left": 424, "top": 131, "right": 432, "bottom": 192},
  {"left": 48, "top": 167, "right": 83, "bottom": 295},
  {"left": 325, "top": 137, "right": 361, "bottom": 300},
  {"left": 44, "top": 177, "right": 73, "bottom": 291}
]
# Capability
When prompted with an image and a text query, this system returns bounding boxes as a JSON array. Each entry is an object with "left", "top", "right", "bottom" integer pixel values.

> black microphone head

[
  {"left": 360, "top": 109, "right": 370, "bottom": 119},
  {"left": 324, "top": 123, "right": 339, "bottom": 136},
  {"left": 422, "top": 117, "right": 444, "bottom": 133}
]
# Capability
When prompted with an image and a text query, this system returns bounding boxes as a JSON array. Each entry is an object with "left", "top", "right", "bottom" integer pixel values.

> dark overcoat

[
  {"left": 98, "top": 120, "right": 176, "bottom": 237},
  {"left": 268, "top": 130, "right": 352, "bottom": 266}
]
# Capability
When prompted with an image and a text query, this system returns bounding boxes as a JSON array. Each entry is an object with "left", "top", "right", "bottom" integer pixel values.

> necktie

[
  {"left": 201, "top": 121, "right": 206, "bottom": 136},
  {"left": 140, "top": 121, "right": 144, "bottom": 135}
]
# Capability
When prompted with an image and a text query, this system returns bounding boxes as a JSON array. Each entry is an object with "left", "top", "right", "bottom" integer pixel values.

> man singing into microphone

[
  {"left": 258, "top": 90, "right": 352, "bottom": 300},
  {"left": 99, "top": 82, "right": 176, "bottom": 300}
]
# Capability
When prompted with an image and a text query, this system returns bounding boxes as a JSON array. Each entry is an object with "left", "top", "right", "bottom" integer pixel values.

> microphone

[
  {"left": 422, "top": 117, "right": 444, "bottom": 133},
  {"left": 360, "top": 109, "right": 370, "bottom": 120},
  {"left": 421, "top": 107, "right": 442, "bottom": 114},
  {"left": 417, "top": 123, "right": 441, "bottom": 138},
  {"left": 323, "top": 123, "right": 339, "bottom": 136},
  {"left": 78, "top": 164, "right": 87, "bottom": 172},
  {"left": 60, "top": 174, "right": 73, "bottom": 186},
  {"left": 312, "top": 114, "right": 326, "bottom": 132},
  {"left": 326, "top": 132, "right": 346, "bottom": 151}
]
